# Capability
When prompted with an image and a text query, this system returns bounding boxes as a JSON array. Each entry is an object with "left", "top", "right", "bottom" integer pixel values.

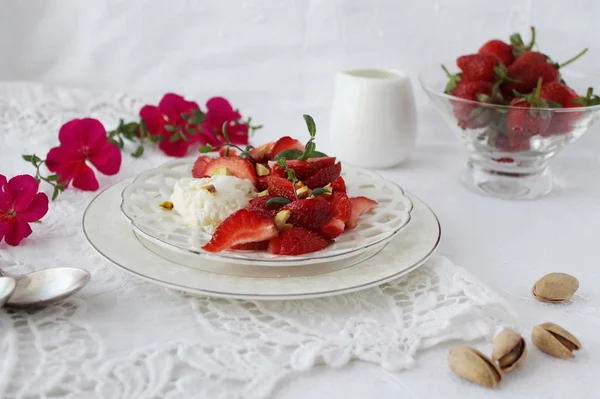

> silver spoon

[
  {"left": 1, "top": 268, "right": 90, "bottom": 309},
  {"left": 0, "top": 277, "right": 16, "bottom": 307}
]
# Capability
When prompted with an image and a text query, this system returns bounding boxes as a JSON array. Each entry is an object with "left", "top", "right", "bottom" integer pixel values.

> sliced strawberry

[
  {"left": 202, "top": 209, "right": 278, "bottom": 253},
  {"left": 219, "top": 147, "right": 238, "bottom": 157},
  {"left": 270, "top": 136, "right": 305, "bottom": 158},
  {"left": 249, "top": 142, "right": 275, "bottom": 163},
  {"left": 304, "top": 162, "right": 342, "bottom": 189},
  {"left": 282, "top": 198, "right": 332, "bottom": 229},
  {"left": 306, "top": 156, "right": 336, "bottom": 170},
  {"left": 271, "top": 160, "right": 310, "bottom": 179},
  {"left": 346, "top": 196, "right": 378, "bottom": 230},
  {"left": 330, "top": 176, "right": 347, "bottom": 193},
  {"left": 265, "top": 176, "right": 296, "bottom": 201},
  {"left": 268, "top": 227, "right": 330, "bottom": 255},
  {"left": 192, "top": 155, "right": 211, "bottom": 178},
  {"left": 330, "top": 192, "right": 351, "bottom": 223},
  {"left": 204, "top": 156, "right": 257, "bottom": 184},
  {"left": 256, "top": 176, "right": 269, "bottom": 191},
  {"left": 247, "top": 195, "right": 286, "bottom": 218},
  {"left": 319, "top": 218, "right": 345, "bottom": 239},
  {"left": 232, "top": 241, "right": 269, "bottom": 251}
]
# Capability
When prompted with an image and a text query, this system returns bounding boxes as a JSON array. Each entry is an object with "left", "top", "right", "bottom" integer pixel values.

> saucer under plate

[
  {"left": 84, "top": 179, "right": 440, "bottom": 300},
  {"left": 120, "top": 159, "right": 413, "bottom": 266}
]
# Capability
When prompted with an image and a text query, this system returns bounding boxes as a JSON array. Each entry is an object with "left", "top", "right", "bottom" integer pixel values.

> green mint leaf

[
  {"left": 274, "top": 148, "right": 303, "bottom": 161},
  {"left": 312, "top": 150, "right": 328, "bottom": 158},
  {"left": 46, "top": 174, "right": 60, "bottom": 182},
  {"left": 303, "top": 114, "right": 316, "bottom": 137},
  {"left": 221, "top": 122, "right": 230, "bottom": 142},
  {"left": 131, "top": 145, "right": 144, "bottom": 158},
  {"left": 266, "top": 197, "right": 291, "bottom": 208},
  {"left": 22, "top": 155, "right": 34, "bottom": 162},
  {"left": 286, "top": 168, "right": 298, "bottom": 183},
  {"left": 245, "top": 145, "right": 254, "bottom": 151},
  {"left": 52, "top": 187, "right": 60, "bottom": 201},
  {"left": 276, "top": 158, "right": 287, "bottom": 168},
  {"left": 310, "top": 187, "right": 331, "bottom": 197},
  {"left": 199, "top": 145, "right": 214, "bottom": 153},
  {"left": 299, "top": 141, "right": 316, "bottom": 160},
  {"left": 165, "top": 124, "right": 177, "bottom": 132}
]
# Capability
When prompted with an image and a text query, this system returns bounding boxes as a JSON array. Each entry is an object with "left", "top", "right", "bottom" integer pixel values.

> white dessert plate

[
  {"left": 84, "top": 179, "right": 441, "bottom": 300},
  {"left": 120, "top": 159, "right": 413, "bottom": 266}
]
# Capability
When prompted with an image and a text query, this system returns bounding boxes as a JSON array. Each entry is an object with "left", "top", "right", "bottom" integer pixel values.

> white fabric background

[{"left": 1, "top": 1, "right": 599, "bottom": 398}]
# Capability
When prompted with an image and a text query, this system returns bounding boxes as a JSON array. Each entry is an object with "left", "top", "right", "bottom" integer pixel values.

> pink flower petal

[
  {"left": 0, "top": 174, "right": 10, "bottom": 211},
  {"left": 89, "top": 143, "right": 122, "bottom": 176},
  {"left": 72, "top": 164, "right": 99, "bottom": 191},
  {"left": 0, "top": 221, "right": 7, "bottom": 243},
  {"left": 17, "top": 192, "right": 49, "bottom": 222},
  {"left": 139, "top": 105, "right": 166, "bottom": 136},
  {"left": 6, "top": 175, "right": 39, "bottom": 212},
  {"left": 158, "top": 138, "right": 190, "bottom": 157},
  {"left": 57, "top": 119, "right": 86, "bottom": 149},
  {"left": 228, "top": 124, "right": 250, "bottom": 145},
  {"left": 46, "top": 146, "right": 83, "bottom": 176},
  {"left": 4, "top": 219, "right": 32, "bottom": 246},
  {"left": 78, "top": 118, "right": 109, "bottom": 150}
]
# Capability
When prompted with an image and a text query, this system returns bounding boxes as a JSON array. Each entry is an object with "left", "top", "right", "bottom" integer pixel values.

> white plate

[
  {"left": 84, "top": 179, "right": 441, "bottom": 300},
  {"left": 120, "top": 159, "right": 413, "bottom": 266}
]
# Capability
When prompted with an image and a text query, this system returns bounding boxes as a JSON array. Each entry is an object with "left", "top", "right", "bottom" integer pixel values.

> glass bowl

[{"left": 419, "top": 64, "right": 600, "bottom": 199}]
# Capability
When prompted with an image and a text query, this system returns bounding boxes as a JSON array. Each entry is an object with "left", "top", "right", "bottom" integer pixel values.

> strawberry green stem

[
  {"left": 441, "top": 65, "right": 452, "bottom": 78},
  {"left": 524, "top": 26, "right": 536, "bottom": 51},
  {"left": 533, "top": 77, "right": 543, "bottom": 101},
  {"left": 585, "top": 87, "right": 593, "bottom": 99},
  {"left": 559, "top": 48, "right": 588, "bottom": 69}
]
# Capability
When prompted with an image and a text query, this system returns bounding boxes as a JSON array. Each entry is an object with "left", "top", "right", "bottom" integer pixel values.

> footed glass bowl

[{"left": 419, "top": 65, "right": 600, "bottom": 199}]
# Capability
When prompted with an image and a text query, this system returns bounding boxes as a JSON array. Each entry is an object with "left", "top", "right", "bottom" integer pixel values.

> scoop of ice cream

[{"left": 170, "top": 175, "right": 256, "bottom": 233}]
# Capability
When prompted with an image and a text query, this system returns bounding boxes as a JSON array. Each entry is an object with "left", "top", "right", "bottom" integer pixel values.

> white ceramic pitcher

[{"left": 329, "top": 69, "right": 417, "bottom": 169}]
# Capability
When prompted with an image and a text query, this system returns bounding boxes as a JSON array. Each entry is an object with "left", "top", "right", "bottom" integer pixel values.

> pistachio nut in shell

[
  {"left": 531, "top": 322, "right": 581, "bottom": 358},
  {"left": 533, "top": 273, "right": 579, "bottom": 303},
  {"left": 448, "top": 346, "right": 502, "bottom": 388},
  {"left": 491, "top": 329, "right": 526, "bottom": 372}
]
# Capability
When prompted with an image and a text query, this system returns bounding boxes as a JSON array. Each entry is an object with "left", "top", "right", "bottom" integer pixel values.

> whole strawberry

[
  {"left": 503, "top": 49, "right": 588, "bottom": 97},
  {"left": 506, "top": 78, "right": 555, "bottom": 148},
  {"left": 541, "top": 84, "right": 600, "bottom": 135},
  {"left": 457, "top": 53, "right": 507, "bottom": 82},
  {"left": 478, "top": 40, "right": 515, "bottom": 67},
  {"left": 449, "top": 79, "right": 497, "bottom": 129}
]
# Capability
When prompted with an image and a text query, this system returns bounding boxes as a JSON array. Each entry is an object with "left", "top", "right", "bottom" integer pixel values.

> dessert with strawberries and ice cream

[{"left": 171, "top": 115, "right": 378, "bottom": 256}]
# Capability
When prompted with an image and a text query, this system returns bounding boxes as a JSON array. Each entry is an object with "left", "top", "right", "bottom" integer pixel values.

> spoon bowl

[
  {"left": 0, "top": 277, "right": 16, "bottom": 307},
  {"left": 5, "top": 268, "right": 90, "bottom": 309}
]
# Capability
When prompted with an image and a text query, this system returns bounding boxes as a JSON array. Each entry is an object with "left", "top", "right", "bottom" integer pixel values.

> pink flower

[
  {"left": 200, "top": 97, "right": 249, "bottom": 146},
  {"left": 46, "top": 118, "right": 122, "bottom": 191},
  {"left": 0, "top": 174, "right": 49, "bottom": 246},
  {"left": 140, "top": 93, "right": 201, "bottom": 157}
]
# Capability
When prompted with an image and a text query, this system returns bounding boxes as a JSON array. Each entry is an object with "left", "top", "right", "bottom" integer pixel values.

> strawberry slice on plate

[
  {"left": 282, "top": 198, "right": 332, "bottom": 229},
  {"left": 204, "top": 156, "right": 257, "bottom": 185},
  {"left": 192, "top": 155, "right": 211, "bottom": 178},
  {"left": 247, "top": 195, "right": 286, "bottom": 218},
  {"left": 330, "top": 176, "right": 346, "bottom": 193},
  {"left": 270, "top": 136, "right": 305, "bottom": 158},
  {"left": 249, "top": 142, "right": 275, "bottom": 163},
  {"left": 202, "top": 209, "right": 279, "bottom": 253},
  {"left": 346, "top": 196, "right": 378, "bottom": 229},
  {"left": 318, "top": 192, "right": 351, "bottom": 239},
  {"left": 272, "top": 157, "right": 337, "bottom": 181},
  {"left": 268, "top": 227, "right": 330, "bottom": 255},
  {"left": 265, "top": 175, "right": 296, "bottom": 201},
  {"left": 304, "top": 162, "right": 342, "bottom": 189},
  {"left": 231, "top": 241, "right": 269, "bottom": 251}
]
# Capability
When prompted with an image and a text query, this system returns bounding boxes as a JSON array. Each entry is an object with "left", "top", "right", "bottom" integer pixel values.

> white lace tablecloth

[{"left": 1, "top": 82, "right": 597, "bottom": 399}]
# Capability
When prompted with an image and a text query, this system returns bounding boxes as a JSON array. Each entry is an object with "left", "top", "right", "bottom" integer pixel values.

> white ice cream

[{"left": 170, "top": 176, "right": 256, "bottom": 233}]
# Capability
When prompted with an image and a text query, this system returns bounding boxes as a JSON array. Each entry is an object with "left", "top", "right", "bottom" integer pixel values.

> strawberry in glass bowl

[{"left": 419, "top": 27, "right": 600, "bottom": 199}]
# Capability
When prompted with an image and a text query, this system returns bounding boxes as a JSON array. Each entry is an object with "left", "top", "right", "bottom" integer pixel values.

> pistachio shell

[
  {"left": 533, "top": 273, "right": 579, "bottom": 303},
  {"left": 448, "top": 346, "right": 502, "bottom": 388},
  {"left": 531, "top": 322, "right": 581, "bottom": 358},
  {"left": 491, "top": 329, "right": 526, "bottom": 372}
]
